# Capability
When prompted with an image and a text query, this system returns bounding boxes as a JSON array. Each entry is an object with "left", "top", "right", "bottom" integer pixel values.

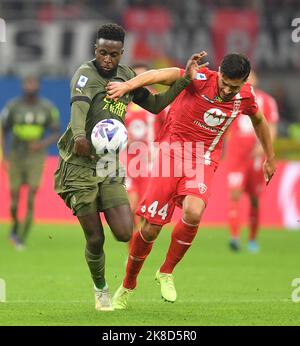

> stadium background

[{"left": 0, "top": 0, "right": 299, "bottom": 229}]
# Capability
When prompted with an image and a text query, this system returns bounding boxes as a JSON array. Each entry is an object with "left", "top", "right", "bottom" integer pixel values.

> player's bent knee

[
  {"left": 183, "top": 208, "right": 203, "bottom": 225},
  {"left": 87, "top": 234, "right": 104, "bottom": 250},
  {"left": 115, "top": 230, "right": 132, "bottom": 243},
  {"left": 142, "top": 222, "right": 162, "bottom": 241}
]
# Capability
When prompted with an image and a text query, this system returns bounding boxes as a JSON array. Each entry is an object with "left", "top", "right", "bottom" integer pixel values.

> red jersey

[
  {"left": 225, "top": 88, "right": 279, "bottom": 158},
  {"left": 122, "top": 102, "right": 167, "bottom": 177},
  {"left": 164, "top": 68, "right": 258, "bottom": 167},
  {"left": 125, "top": 103, "right": 165, "bottom": 145}
]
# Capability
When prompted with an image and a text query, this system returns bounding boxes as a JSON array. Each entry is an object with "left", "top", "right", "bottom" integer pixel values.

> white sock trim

[
  {"left": 176, "top": 238, "right": 192, "bottom": 246},
  {"left": 181, "top": 218, "right": 199, "bottom": 228},
  {"left": 129, "top": 255, "right": 144, "bottom": 262},
  {"left": 139, "top": 230, "right": 155, "bottom": 244}
]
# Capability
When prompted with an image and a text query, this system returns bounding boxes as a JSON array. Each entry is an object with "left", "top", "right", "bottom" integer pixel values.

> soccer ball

[{"left": 91, "top": 119, "right": 128, "bottom": 154}]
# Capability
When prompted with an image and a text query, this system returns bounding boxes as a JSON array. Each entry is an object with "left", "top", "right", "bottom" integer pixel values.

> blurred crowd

[
  {"left": 1, "top": 0, "right": 299, "bottom": 137},
  {"left": 1, "top": 0, "right": 300, "bottom": 24}
]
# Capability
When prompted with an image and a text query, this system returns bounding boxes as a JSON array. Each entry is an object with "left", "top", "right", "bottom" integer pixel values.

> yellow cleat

[
  {"left": 112, "top": 285, "right": 134, "bottom": 310},
  {"left": 155, "top": 270, "right": 177, "bottom": 303},
  {"left": 94, "top": 285, "right": 114, "bottom": 311}
]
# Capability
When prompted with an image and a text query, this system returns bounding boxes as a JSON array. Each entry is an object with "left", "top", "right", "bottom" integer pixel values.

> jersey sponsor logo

[
  {"left": 203, "top": 108, "right": 226, "bottom": 127},
  {"left": 193, "top": 120, "right": 218, "bottom": 133},
  {"left": 198, "top": 182, "right": 207, "bottom": 194},
  {"left": 195, "top": 73, "right": 207, "bottom": 80},
  {"left": 76, "top": 75, "right": 88, "bottom": 88}
]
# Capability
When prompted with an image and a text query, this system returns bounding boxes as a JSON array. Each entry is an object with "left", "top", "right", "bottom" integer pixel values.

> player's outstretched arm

[
  {"left": 106, "top": 51, "right": 208, "bottom": 101},
  {"left": 250, "top": 110, "right": 276, "bottom": 184}
]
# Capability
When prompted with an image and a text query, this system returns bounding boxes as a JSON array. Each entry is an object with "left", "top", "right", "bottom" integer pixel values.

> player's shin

[
  {"left": 249, "top": 206, "right": 259, "bottom": 241},
  {"left": 228, "top": 199, "right": 240, "bottom": 239},
  {"left": 160, "top": 218, "right": 198, "bottom": 274},
  {"left": 21, "top": 190, "right": 35, "bottom": 242},
  {"left": 85, "top": 247, "right": 106, "bottom": 289},
  {"left": 123, "top": 229, "right": 154, "bottom": 289}
]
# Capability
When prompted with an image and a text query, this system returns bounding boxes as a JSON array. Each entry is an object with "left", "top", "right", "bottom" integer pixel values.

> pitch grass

[{"left": 0, "top": 223, "right": 299, "bottom": 326}]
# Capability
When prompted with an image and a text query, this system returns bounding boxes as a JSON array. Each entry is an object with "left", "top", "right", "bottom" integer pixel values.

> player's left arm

[
  {"left": 106, "top": 51, "right": 208, "bottom": 101},
  {"left": 132, "top": 76, "right": 191, "bottom": 114},
  {"left": 250, "top": 109, "right": 276, "bottom": 184}
]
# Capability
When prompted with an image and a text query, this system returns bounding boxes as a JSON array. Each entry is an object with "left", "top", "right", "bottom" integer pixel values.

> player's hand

[
  {"left": 73, "top": 136, "right": 95, "bottom": 160},
  {"left": 106, "top": 81, "right": 131, "bottom": 102},
  {"left": 29, "top": 141, "right": 44, "bottom": 152},
  {"left": 184, "top": 51, "right": 209, "bottom": 81},
  {"left": 263, "top": 156, "right": 276, "bottom": 185}
]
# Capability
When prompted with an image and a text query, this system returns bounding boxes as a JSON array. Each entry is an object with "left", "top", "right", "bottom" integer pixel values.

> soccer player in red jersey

[
  {"left": 106, "top": 53, "right": 276, "bottom": 308},
  {"left": 224, "top": 71, "right": 279, "bottom": 252},
  {"left": 122, "top": 63, "right": 167, "bottom": 241}
]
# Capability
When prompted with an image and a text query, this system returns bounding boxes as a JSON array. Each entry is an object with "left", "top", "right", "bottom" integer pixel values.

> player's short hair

[
  {"left": 97, "top": 23, "right": 125, "bottom": 44},
  {"left": 220, "top": 53, "right": 251, "bottom": 81}
]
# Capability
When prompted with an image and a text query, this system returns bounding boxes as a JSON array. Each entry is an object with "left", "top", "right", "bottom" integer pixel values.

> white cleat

[{"left": 94, "top": 285, "right": 114, "bottom": 311}]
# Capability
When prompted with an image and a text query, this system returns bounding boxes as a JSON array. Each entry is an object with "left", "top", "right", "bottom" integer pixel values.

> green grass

[{"left": 0, "top": 223, "right": 299, "bottom": 326}]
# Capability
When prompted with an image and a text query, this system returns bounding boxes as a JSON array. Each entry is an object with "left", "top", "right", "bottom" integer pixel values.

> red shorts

[
  {"left": 136, "top": 150, "right": 216, "bottom": 225},
  {"left": 227, "top": 156, "right": 265, "bottom": 196}
]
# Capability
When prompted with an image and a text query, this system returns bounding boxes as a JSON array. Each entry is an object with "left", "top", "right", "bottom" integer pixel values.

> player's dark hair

[
  {"left": 220, "top": 53, "right": 251, "bottom": 81},
  {"left": 97, "top": 23, "right": 125, "bottom": 43}
]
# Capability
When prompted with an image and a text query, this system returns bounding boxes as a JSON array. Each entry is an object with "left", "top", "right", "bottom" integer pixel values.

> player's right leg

[
  {"left": 112, "top": 157, "right": 177, "bottom": 309},
  {"left": 8, "top": 158, "right": 22, "bottom": 247},
  {"left": 246, "top": 161, "right": 264, "bottom": 253},
  {"left": 9, "top": 188, "right": 21, "bottom": 245},
  {"left": 78, "top": 213, "right": 113, "bottom": 311},
  {"left": 112, "top": 221, "right": 162, "bottom": 310},
  {"left": 227, "top": 170, "right": 246, "bottom": 251},
  {"left": 21, "top": 153, "right": 45, "bottom": 243},
  {"left": 228, "top": 187, "right": 243, "bottom": 251},
  {"left": 54, "top": 159, "right": 113, "bottom": 311}
]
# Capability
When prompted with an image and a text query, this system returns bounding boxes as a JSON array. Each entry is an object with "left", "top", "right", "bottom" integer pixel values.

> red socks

[
  {"left": 160, "top": 218, "right": 198, "bottom": 274},
  {"left": 123, "top": 230, "right": 154, "bottom": 289},
  {"left": 228, "top": 200, "right": 240, "bottom": 239},
  {"left": 249, "top": 207, "right": 259, "bottom": 241}
]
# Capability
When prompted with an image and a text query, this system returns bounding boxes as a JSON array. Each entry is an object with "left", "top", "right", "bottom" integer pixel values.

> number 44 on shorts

[{"left": 141, "top": 201, "right": 169, "bottom": 220}]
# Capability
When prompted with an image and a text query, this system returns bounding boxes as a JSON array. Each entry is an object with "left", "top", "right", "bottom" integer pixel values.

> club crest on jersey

[
  {"left": 203, "top": 108, "right": 226, "bottom": 127},
  {"left": 198, "top": 183, "right": 207, "bottom": 194},
  {"left": 195, "top": 73, "right": 207, "bottom": 80},
  {"left": 76, "top": 75, "right": 88, "bottom": 88}
]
